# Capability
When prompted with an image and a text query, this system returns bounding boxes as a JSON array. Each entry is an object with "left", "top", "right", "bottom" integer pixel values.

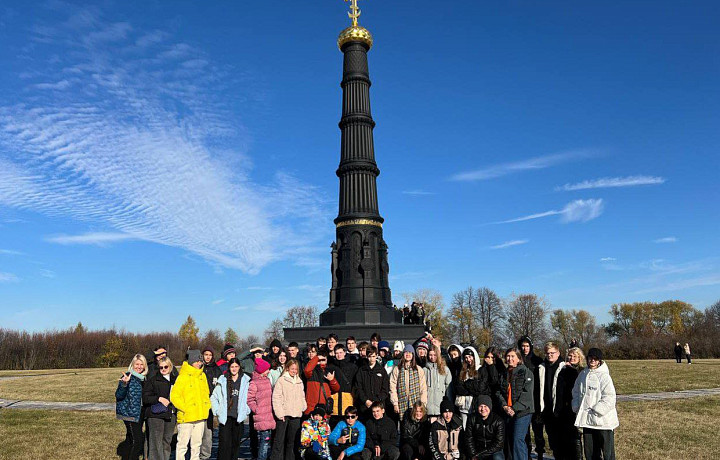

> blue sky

[{"left": 1, "top": 1, "right": 718, "bottom": 335}]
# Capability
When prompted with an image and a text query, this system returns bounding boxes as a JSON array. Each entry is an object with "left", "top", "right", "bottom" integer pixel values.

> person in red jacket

[{"left": 304, "top": 349, "right": 340, "bottom": 416}]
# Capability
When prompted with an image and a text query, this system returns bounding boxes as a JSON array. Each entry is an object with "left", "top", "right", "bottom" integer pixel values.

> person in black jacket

[
  {"left": 331, "top": 344, "right": 359, "bottom": 426},
  {"left": 673, "top": 342, "right": 683, "bottom": 364},
  {"left": 143, "top": 356, "right": 177, "bottom": 460},
  {"left": 354, "top": 346, "right": 390, "bottom": 421},
  {"left": 200, "top": 345, "right": 222, "bottom": 460},
  {"left": 464, "top": 395, "right": 504, "bottom": 460},
  {"left": 559, "top": 347, "right": 585, "bottom": 460},
  {"left": 517, "top": 336, "right": 544, "bottom": 460},
  {"left": 500, "top": 347, "right": 534, "bottom": 460},
  {"left": 401, "top": 402, "right": 430, "bottom": 460},
  {"left": 363, "top": 401, "right": 400, "bottom": 460}
]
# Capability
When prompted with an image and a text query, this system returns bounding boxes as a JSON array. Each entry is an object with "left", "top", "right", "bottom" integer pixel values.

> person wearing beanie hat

[
  {"left": 415, "top": 339, "right": 430, "bottom": 369},
  {"left": 464, "top": 394, "right": 504, "bottom": 460},
  {"left": 393, "top": 340, "right": 405, "bottom": 354},
  {"left": 572, "top": 347, "right": 618, "bottom": 460},
  {"left": 430, "top": 399, "right": 462, "bottom": 460},
  {"left": 216, "top": 343, "right": 237, "bottom": 373},
  {"left": 390, "top": 344, "right": 427, "bottom": 420},
  {"left": 248, "top": 358, "right": 275, "bottom": 460},
  {"left": 172, "top": 350, "right": 212, "bottom": 460}
]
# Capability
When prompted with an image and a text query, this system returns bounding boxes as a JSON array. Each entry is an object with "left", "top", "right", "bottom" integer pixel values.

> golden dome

[{"left": 338, "top": 25, "right": 373, "bottom": 50}]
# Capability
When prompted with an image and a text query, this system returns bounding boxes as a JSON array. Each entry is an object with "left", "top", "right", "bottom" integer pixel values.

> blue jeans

[
  {"left": 480, "top": 451, "right": 505, "bottom": 460},
  {"left": 506, "top": 414, "right": 532, "bottom": 460},
  {"left": 258, "top": 429, "right": 272, "bottom": 460}
]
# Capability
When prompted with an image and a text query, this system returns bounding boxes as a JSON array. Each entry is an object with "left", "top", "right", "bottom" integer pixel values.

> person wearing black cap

[
  {"left": 428, "top": 399, "right": 462, "bottom": 460},
  {"left": 464, "top": 395, "right": 504, "bottom": 460},
  {"left": 363, "top": 401, "right": 400, "bottom": 460},
  {"left": 572, "top": 348, "right": 618, "bottom": 460}
]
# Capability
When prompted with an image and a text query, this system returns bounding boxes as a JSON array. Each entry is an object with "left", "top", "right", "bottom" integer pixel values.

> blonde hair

[
  {"left": 411, "top": 401, "right": 428, "bottom": 422},
  {"left": 128, "top": 353, "right": 148, "bottom": 376},
  {"left": 566, "top": 347, "right": 586, "bottom": 369},
  {"left": 544, "top": 341, "right": 560, "bottom": 353},
  {"left": 158, "top": 356, "right": 173, "bottom": 370},
  {"left": 429, "top": 346, "right": 448, "bottom": 376}
]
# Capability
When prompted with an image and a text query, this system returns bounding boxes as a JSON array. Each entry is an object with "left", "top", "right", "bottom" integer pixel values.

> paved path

[{"left": 616, "top": 387, "right": 720, "bottom": 402}]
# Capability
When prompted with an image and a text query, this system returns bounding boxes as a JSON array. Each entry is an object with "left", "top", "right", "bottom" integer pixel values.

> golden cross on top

[{"left": 345, "top": 0, "right": 362, "bottom": 27}]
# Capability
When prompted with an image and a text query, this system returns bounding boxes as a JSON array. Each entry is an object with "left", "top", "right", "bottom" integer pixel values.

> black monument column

[
  {"left": 321, "top": 20, "right": 401, "bottom": 327},
  {"left": 284, "top": 4, "right": 424, "bottom": 343}
]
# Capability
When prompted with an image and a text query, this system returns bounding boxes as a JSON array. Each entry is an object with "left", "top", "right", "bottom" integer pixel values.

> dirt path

[{"left": 617, "top": 387, "right": 720, "bottom": 402}]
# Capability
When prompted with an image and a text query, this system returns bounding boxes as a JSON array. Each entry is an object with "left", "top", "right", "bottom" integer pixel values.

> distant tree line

[
  {"left": 2, "top": 297, "right": 718, "bottom": 370},
  {"left": 0, "top": 317, "right": 259, "bottom": 370}
]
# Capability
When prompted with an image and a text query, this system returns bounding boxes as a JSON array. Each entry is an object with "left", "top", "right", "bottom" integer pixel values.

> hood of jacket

[
  {"left": 179, "top": 361, "right": 204, "bottom": 377},
  {"left": 462, "top": 346, "right": 481, "bottom": 371},
  {"left": 447, "top": 343, "right": 465, "bottom": 359},
  {"left": 517, "top": 336, "right": 534, "bottom": 354},
  {"left": 269, "top": 339, "right": 283, "bottom": 350},
  {"left": 281, "top": 371, "right": 304, "bottom": 385}
]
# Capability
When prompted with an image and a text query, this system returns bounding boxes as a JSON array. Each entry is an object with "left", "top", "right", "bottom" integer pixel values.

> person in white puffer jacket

[{"left": 572, "top": 348, "right": 618, "bottom": 460}]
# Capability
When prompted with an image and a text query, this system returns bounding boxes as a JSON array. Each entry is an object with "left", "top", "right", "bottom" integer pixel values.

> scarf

[
  {"left": 397, "top": 365, "right": 421, "bottom": 418},
  {"left": 506, "top": 369, "right": 513, "bottom": 408}
]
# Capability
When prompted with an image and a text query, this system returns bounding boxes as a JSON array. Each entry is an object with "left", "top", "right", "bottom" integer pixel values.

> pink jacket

[{"left": 247, "top": 371, "right": 276, "bottom": 431}]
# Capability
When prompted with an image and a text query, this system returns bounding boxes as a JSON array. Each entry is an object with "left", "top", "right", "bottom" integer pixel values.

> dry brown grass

[
  {"left": 607, "top": 359, "right": 720, "bottom": 394},
  {"left": 0, "top": 410, "right": 119, "bottom": 460},
  {"left": 614, "top": 396, "right": 720, "bottom": 460},
  {"left": 0, "top": 367, "right": 123, "bottom": 403}
]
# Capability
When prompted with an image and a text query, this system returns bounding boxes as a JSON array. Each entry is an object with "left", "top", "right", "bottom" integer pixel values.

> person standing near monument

[
  {"left": 200, "top": 345, "right": 222, "bottom": 460},
  {"left": 248, "top": 358, "right": 276, "bottom": 460},
  {"left": 428, "top": 400, "right": 462, "bottom": 460},
  {"left": 363, "top": 402, "right": 400, "bottom": 460},
  {"left": 271, "top": 359, "right": 306, "bottom": 460},
  {"left": 143, "top": 355, "right": 177, "bottom": 460},
  {"left": 537, "top": 342, "right": 566, "bottom": 459},
  {"left": 354, "top": 345, "right": 390, "bottom": 421},
  {"left": 304, "top": 349, "right": 341, "bottom": 416},
  {"left": 390, "top": 344, "right": 428, "bottom": 421},
  {"left": 499, "top": 347, "right": 534, "bottom": 460},
  {"left": 171, "top": 350, "right": 212, "bottom": 460},
  {"left": 517, "top": 336, "right": 544, "bottom": 459},
  {"left": 115, "top": 353, "right": 147, "bottom": 460},
  {"left": 572, "top": 348, "right": 618, "bottom": 460},
  {"left": 464, "top": 395, "right": 505, "bottom": 460},
  {"left": 425, "top": 346, "right": 452, "bottom": 420},
  {"left": 211, "top": 358, "right": 250, "bottom": 460},
  {"left": 328, "top": 406, "right": 367, "bottom": 460},
  {"left": 331, "top": 344, "right": 359, "bottom": 425}
]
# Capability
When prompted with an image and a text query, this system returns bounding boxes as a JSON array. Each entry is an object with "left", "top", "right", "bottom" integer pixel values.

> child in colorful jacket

[{"left": 300, "top": 407, "right": 332, "bottom": 460}]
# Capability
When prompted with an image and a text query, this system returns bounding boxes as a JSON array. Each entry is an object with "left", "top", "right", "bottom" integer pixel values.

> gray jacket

[{"left": 425, "top": 361, "right": 453, "bottom": 415}]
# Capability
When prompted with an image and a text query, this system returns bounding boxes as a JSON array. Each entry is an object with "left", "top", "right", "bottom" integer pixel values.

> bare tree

[
  {"left": 504, "top": 293, "right": 550, "bottom": 345},
  {"left": 448, "top": 287, "right": 481, "bottom": 344},
  {"left": 474, "top": 287, "right": 504, "bottom": 348},
  {"left": 264, "top": 319, "right": 285, "bottom": 343},
  {"left": 282, "top": 306, "right": 319, "bottom": 328}
]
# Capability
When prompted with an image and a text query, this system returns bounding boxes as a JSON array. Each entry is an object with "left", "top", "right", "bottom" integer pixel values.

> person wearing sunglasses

[
  {"left": 304, "top": 349, "right": 340, "bottom": 417},
  {"left": 571, "top": 348, "right": 618, "bottom": 460},
  {"left": 143, "top": 356, "right": 177, "bottom": 460},
  {"left": 328, "top": 406, "right": 366, "bottom": 460}
]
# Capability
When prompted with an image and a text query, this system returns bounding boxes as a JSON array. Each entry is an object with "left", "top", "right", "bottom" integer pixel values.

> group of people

[
  {"left": 673, "top": 342, "right": 692, "bottom": 364},
  {"left": 115, "top": 333, "right": 618, "bottom": 460}
]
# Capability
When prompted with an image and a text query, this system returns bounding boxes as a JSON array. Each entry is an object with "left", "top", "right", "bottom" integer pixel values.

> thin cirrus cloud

[
  {"left": 0, "top": 272, "right": 20, "bottom": 283},
  {"left": 0, "top": 9, "right": 330, "bottom": 275},
  {"left": 556, "top": 175, "right": 665, "bottom": 191},
  {"left": 450, "top": 149, "right": 595, "bottom": 182},
  {"left": 654, "top": 237, "right": 678, "bottom": 243},
  {"left": 490, "top": 239, "right": 529, "bottom": 250},
  {"left": 402, "top": 190, "right": 436, "bottom": 196},
  {"left": 492, "top": 199, "right": 604, "bottom": 224}
]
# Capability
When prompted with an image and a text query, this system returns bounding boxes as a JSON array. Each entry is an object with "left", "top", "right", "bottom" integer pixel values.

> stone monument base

[{"left": 283, "top": 324, "right": 426, "bottom": 346}]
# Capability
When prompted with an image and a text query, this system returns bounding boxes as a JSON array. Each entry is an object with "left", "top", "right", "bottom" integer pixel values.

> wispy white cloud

[
  {"left": 402, "top": 190, "right": 435, "bottom": 196},
  {"left": 0, "top": 249, "right": 24, "bottom": 256},
  {"left": 654, "top": 236, "right": 678, "bottom": 244},
  {"left": 493, "top": 199, "right": 604, "bottom": 224},
  {"left": 232, "top": 299, "right": 288, "bottom": 312},
  {"left": 0, "top": 8, "right": 330, "bottom": 274},
  {"left": 557, "top": 175, "right": 665, "bottom": 191},
  {"left": 212, "top": 298, "right": 225, "bottom": 305},
  {"left": 450, "top": 150, "right": 595, "bottom": 182},
  {"left": 0, "top": 272, "right": 20, "bottom": 283},
  {"left": 246, "top": 286, "right": 274, "bottom": 291},
  {"left": 600, "top": 257, "right": 616, "bottom": 262},
  {"left": 490, "top": 239, "right": 529, "bottom": 250},
  {"left": 46, "top": 232, "right": 137, "bottom": 246},
  {"left": 634, "top": 274, "right": 720, "bottom": 294},
  {"left": 39, "top": 269, "right": 56, "bottom": 278}
]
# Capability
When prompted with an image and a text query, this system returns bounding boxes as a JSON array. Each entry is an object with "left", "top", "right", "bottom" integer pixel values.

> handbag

[{"left": 317, "top": 370, "right": 334, "bottom": 415}]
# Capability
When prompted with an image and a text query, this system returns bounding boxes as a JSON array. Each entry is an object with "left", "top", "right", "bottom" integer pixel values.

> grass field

[
  {"left": 607, "top": 359, "right": 720, "bottom": 394},
  {"left": 0, "top": 367, "right": 122, "bottom": 403}
]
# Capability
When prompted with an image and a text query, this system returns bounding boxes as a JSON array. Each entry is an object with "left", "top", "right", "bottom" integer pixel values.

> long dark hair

[
  {"left": 271, "top": 348, "right": 287, "bottom": 369},
  {"left": 226, "top": 357, "right": 243, "bottom": 411}
]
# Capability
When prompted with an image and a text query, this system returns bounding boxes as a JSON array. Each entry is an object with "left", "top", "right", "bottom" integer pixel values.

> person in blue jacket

[
  {"left": 115, "top": 353, "right": 148, "bottom": 460},
  {"left": 328, "top": 406, "right": 366, "bottom": 460},
  {"left": 211, "top": 358, "right": 251, "bottom": 460}
]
